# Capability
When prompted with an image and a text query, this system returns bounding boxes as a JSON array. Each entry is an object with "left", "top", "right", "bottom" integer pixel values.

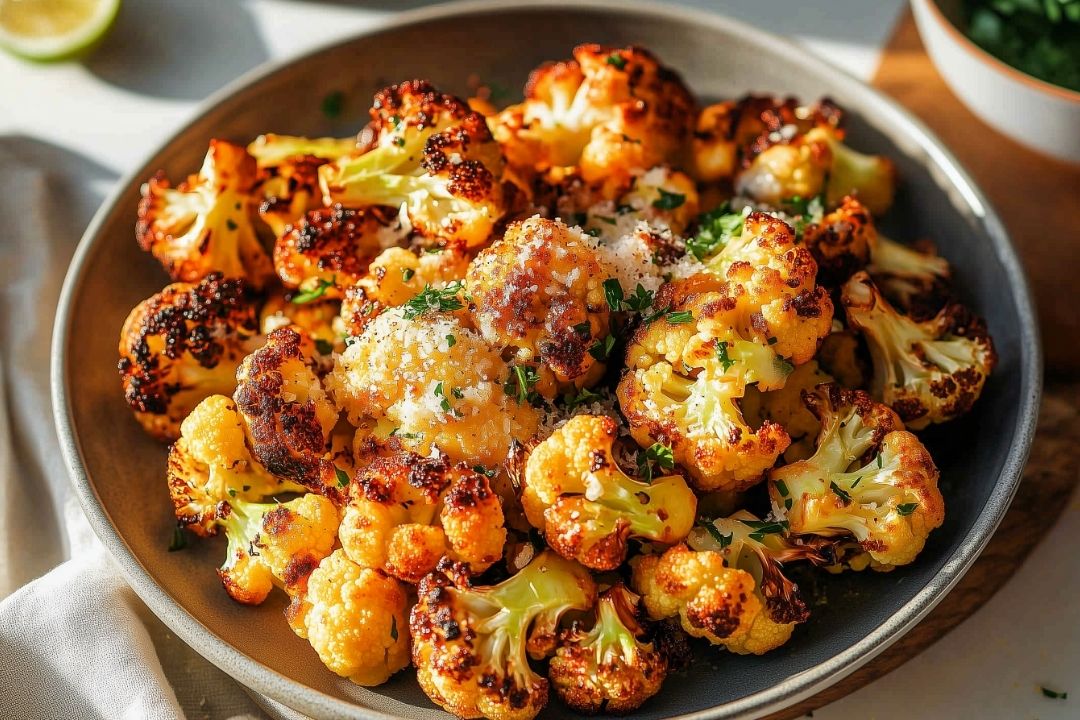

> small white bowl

[{"left": 912, "top": 0, "right": 1080, "bottom": 164}]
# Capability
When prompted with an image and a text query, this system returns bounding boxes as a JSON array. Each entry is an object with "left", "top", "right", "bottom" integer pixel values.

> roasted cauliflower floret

[
  {"left": 523, "top": 415, "right": 696, "bottom": 570},
  {"left": 581, "top": 166, "right": 701, "bottom": 240},
  {"left": 800, "top": 195, "right": 873, "bottom": 287},
  {"left": 288, "top": 549, "right": 411, "bottom": 685},
  {"left": 327, "top": 308, "right": 540, "bottom": 467},
  {"left": 841, "top": 272, "right": 995, "bottom": 429},
  {"left": 166, "top": 394, "right": 305, "bottom": 536},
  {"left": 259, "top": 294, "right": 342, "bottom": 354},
  {"left": 338, "top": 445, "right": 506, "bottom": 582},
  {"left": 319, "top": 80, "right": 506, "bottom": 246},
  {"left": 118, "top": 273, "right": 261, "bottom": 441},
  {"left": 769, "top": 383, "right": 945, "bottom": 567},
  {"left": 216, "top": 493, "right": 339, "bottom": 605},
  {"left": 234, "top": 327, "right": 340, "bottom": 495},
  {"left": 273, "top": 206, "right": 391, "bottom": 297},
  {"left": 549, "top": 584, "right": 666, "bottom": 714},
  {"left": 494, "top": 44, "right": 695, "bottom": 196},
  {"left": 868, "top": 234, "right": 952, "bottom": 320},
  {"left": 137, "top": 140, "right": 273, "bottom": 288},
  {"left": 743, "top": 360, "right": 835, "bottom": 462},
  {"left": 411, "top": 551, "right": 597, "bottom": 720},
  {"left": 248, "top": 134, "right": 357, "bottom": 239},
  {"left": 467, "top": 217, "right": 615, "bottom": 389},
  {"left": 631, "top": 544, "right": 790, "bottom": 655}
]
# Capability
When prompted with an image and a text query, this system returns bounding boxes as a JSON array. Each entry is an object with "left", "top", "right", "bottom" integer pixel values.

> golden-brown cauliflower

[
  {"left": 326, "top": 308, "right": 540, "bottom": 467},
  {"left": 338, "top": 444, "right": 506, "bottom": 582},
  {"left": 466, "top": 216, "right": 615, "bottom": 390},
  {"left": 287, "top": 549, "right": 411, "bottom": 685},
  {"left": 493, "top": 44, "right": 695, "bottom": 197},
  {"left": 137, "top": 140, "right": 273, "bottom": 288},
  {"left": 233, "top": 327, "right": 341, "bottom": 496},
  {"left": 841, "top": 272, "right": 995, "bottom": 429},
  {"left": 770, "top": 383, "right": 945, "bottom": 568},
  {"left": 549, "top": 584, "right": 666, "bottom": 714},
  {"left": 259, "top": 293, "right": 342, "bottom": 355},
  {"left": 118, "top": 273, "right": 261, "bottom": 441},
  {"left": 742, "top": 359, "right": 835, "bottom": 462},
  {"left": 523, "top": 415, "right": 696, "bottom": 570},
  {"left": 631, "top": 543, "right": 794, "bottom": 655},
  {"left": 319, "top": 80, "right": 506, "bottom": 247}
]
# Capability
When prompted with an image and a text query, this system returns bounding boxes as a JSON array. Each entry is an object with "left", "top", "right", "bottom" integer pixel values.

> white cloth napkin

[{"left": 0, "top": 140, "right": 269, "bottom": 720}]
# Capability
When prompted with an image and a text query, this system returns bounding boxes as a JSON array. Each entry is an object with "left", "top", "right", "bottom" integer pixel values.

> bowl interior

[{"left": 58, "top": 4, "right": 1036, "bottom": 719}]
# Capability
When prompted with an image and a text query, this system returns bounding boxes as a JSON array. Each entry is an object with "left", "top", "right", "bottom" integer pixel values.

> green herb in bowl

[{"left": 964, "top": 0, "right": 1080, "bottom": 92}]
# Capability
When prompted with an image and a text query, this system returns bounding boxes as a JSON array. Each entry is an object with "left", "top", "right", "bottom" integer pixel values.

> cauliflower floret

[
  {"left": 319, "top": 80, "right": 506, "bottom": 247},
  {"left": 337, "top": 244, "right": 470, "bottom": 336},
  {"left": 466, "top": 217, "right": 615, "bottom": 390},
  {"left": 259, "top": 294, "right": 343, "bottom": 355},
  {"left": 247, "top": 134, "right": 358, "bottom": 239},
  {"left": 327, "top": 309, "right": 539, "bottom": 467},
  {"left": 287, "top": 549, "right": 411, "bottom": 685},
  {"left": 800, "top": 195, "right": 873, "bottom": 287},
  {"left": 523, "top": 415, "right": 697, "bottom": 570},
  {"left": 273, "top": 206, "right": 395, "bottom": 298},
  {"left": 742, "top": 360, "right": 835, "bottom": 463},
  {"left": 166, "top": 394, "right": 305, "bottom": 536},
  {"left": 631, "top": 544, "right": 791, "bottom": 655},
  {"left": 410, "top": 551, "right": 597, "bottom": 720},
  {"left": 770, "top": 383, "right": 945, "bottom": 567},
  {"left": 549, "top": 584, "right": 666, "bottom": 714},
  {"left": 494, "top": 45, "right": 695, "bottom": 197},
  {"left": 841, "top": 272, "right": 995, "bottom": 429},
  {"left": 137, "top": 140, "right": 273, "bottom": 289},
  {"left": 868, "top": 233, "right": 953, "bottom": 320},
  {"left": 233, "top": 327, "right": 341, "bottom": 496},
  {"left": 583, "top": 166, "right": 700, "bottom": 239},
  {"left": 118, "top": 273, "right": 261, "bottom": 441},
  {"left": 216, "top": 493, "right": 339, "bottom": 605},
  {"left": 338, "top": 444, "right": 506, "bottom": 582}
]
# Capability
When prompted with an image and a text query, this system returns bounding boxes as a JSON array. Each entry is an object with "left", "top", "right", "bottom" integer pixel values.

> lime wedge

[{"left": 0, "top": 0, "right": 121, "bottom": 61}]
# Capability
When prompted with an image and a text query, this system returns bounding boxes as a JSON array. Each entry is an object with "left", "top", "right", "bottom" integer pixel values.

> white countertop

[{"left": 2, "top": 1, "right": 1076, "bottom": 718}]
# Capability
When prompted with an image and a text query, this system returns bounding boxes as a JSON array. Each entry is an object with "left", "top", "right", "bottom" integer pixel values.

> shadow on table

[
  {"left": 85, "top": 0, "right": 269, "bottom": 101},
  {"left": 0, "top": 136, "right": 119, "bottom": 598}
]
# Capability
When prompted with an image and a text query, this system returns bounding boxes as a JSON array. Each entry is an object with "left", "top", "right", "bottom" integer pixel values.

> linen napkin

[{"left": 0, "top": 139, "right": 268, "bottom": 720}]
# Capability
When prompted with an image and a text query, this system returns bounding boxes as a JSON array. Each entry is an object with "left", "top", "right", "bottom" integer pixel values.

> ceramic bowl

[
  {"left": 52, "top": 1, "right": 1041, "bottom": 718},
  {"left": 912, "top": 0, "right": 1080, "bottom": 164}
]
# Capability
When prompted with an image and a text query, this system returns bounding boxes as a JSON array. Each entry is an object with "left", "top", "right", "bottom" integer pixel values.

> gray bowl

[{"left": 51, "top": 1, "right": 1041, "bottom": 718}]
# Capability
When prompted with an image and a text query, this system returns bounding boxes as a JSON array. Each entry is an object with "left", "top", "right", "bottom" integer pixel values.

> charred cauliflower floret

[
  {"left": 339, "top": 245, "right": 470, "bottom": 335},
  {"left": 868, "top": 235, "right": 952, "bottom": 320},
  {"left": 288, "top": 549, "right": 411, "bottom": 685},
  {"left": 631, "top": 543, "right": 791, "bottom": 655},
  {"left": 467, "top": 217, "right": 615, "bottom": 390},
  {"left": 770, "top": 383, "right": 945, "bottom": 567},
  {"left": 234, "top": 327, "right": 340, "bottom": 495},
  {"left": 411, "top": 551, "right": 597, "bottom": 720},
  {"left": 800, "top": 195, "right": 874, "bottom": 287},
  {"left": 167, "top": 394, "right": 305, "bottom": 536},
  {"left": 327, "top": 307, "right": 539, "bottom": 467},
  {"left": 273, "top": 206, "right": 391, "bottom": 298},
  {"left": 137, "top": 140, "right": 273, "bottom": 288},
  {"left": 523, "top": 415, "right": 697, "bottom": 570},
  {"left": 494, "top": 44, "right": 695, "bottom": 196},
  {"left": 549, "top": 584, "right": 666, "bottom": 714},
  {"left": 842, "top": 272, "right": 995, "bottom": 429},
  {"left": 338, "top": 445, "right": 506, "bottom": 583},
  {"left": 319, "top": 80, "right": 506, "bottom": 247},
  {"left": 216, "top": 493, "right": 339, "bottom": 605},
  {"left": 743, "top": 360, "right": 835, "bottom": 462},
  {"left": 118, "top": 273, "right": 261, "bottom": 441},
  {"left": 247, "top": 133, "right": 357, "bottom": 238}
]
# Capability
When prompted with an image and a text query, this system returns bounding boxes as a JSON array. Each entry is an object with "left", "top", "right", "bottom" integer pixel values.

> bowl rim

[
  {"left": 51, "top": 1, "right": 1043, "bottom": 718},
  {"left": 913, "top": 0, "right": 1080, "bottom": 104}
]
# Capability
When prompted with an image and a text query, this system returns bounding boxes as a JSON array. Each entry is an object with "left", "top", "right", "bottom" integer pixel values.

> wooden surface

[{"left": 869, "top": 9, "right": 1080, "bottom": 375}]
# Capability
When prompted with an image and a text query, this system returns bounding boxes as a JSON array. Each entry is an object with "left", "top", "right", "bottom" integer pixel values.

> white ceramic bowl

[{"left": 912, "top": 0, "right": 1080, "bottom": 164}]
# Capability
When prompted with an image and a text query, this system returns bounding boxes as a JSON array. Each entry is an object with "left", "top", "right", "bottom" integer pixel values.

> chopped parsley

[
  {"left": 589, "top": 335, "right": 616, "bottom": 362},
  {"left": 451, "top": 387, "right": 465, "bottom": 399},
  {"left": 314, "top": 338, "right": 334, "bottom": 355},
  {"left": 393, "top": 137, "right": 406, "bottom": 147},
  {"left": 445, "top": 334, "right": 456, "bottom": 347},
  {"left": 321, "top": 90, "right": 344, "bottom": 118},
  {"left": 687, "top": 205, "right": 748, "bottom": 260},
  {"left": 1040, "top": 686, "right": 1068, "bottom": 700},
  {"left": 168, "top": 526, "right": 188, "bottom": 552},
  {"left": 390, "top": 616, "right": 399, "bottom": 641},
  {"left": 563, "top": 387, "right": 603, "bottom": 409},
  {"left": 641, "top": 304, "right": 671, "bottom": 324},
  {"left": 701, "top": 521, "right": 733, "bottom": 548},
  {"left": 740, "top": 518, "right": 788, "bottom": 542},
  {"left": 225, "top": 219, "right": 238, "bottom": 231},
  {"left": 774, "top": 479, "right": 789, "bottom": 497},
  {"left": 434, "top": 382, "right": 454, "bottom": 413},
  {"left": 652, "top": 188, "right": 686, "bottom": 210},
  {"left": 716, "top": 341, "right": 736, "bottom": 372},
  {"left": 896, "top": 502, "right": 919, "bottom": 516},
  {"left": 623, "top": 283, "right": 654, "bottom": 312},
  {"left": 572, "top": 321, "right": 592, "bottom": 338},
  {"left": 227, "top": 488, "right": 237, "bottom": 498},
  {"left": 472, "top": 464, "right": 498, "bottom": 478},
  {"left": 401, "top": 267, "right": 415, "bottom": 282},
  {"left": 637, "top": 442, "right": 674, "bottom": 482},
  {"left": 504, "top": 364, "right": 540, "bottom": 405},
  {"left": 830, "top": 481, "right": 852, "bottom": 505},
  {"left": 666, "top": 310, "right": 693, "bottom": 324},
  {"left": 401, "top": 282, "right": 464, "bottom": 319},
  {"left": 291, "top": 277, "right": 335, "bottom": 304},
  {"left": 774, "top": 356, "right": 796, "bottom": 376},
  {"left": 876, "top": 453, "right": 884, "bottom": 469},
  {"left": 603, "top": 278, "right": 624, "bottom": 311},
  {"left": 335, "top": 466, "right": 350, "bottom": 488},
  {"left": 605, "top": 53, "right": 627, "bottom": 70}
]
